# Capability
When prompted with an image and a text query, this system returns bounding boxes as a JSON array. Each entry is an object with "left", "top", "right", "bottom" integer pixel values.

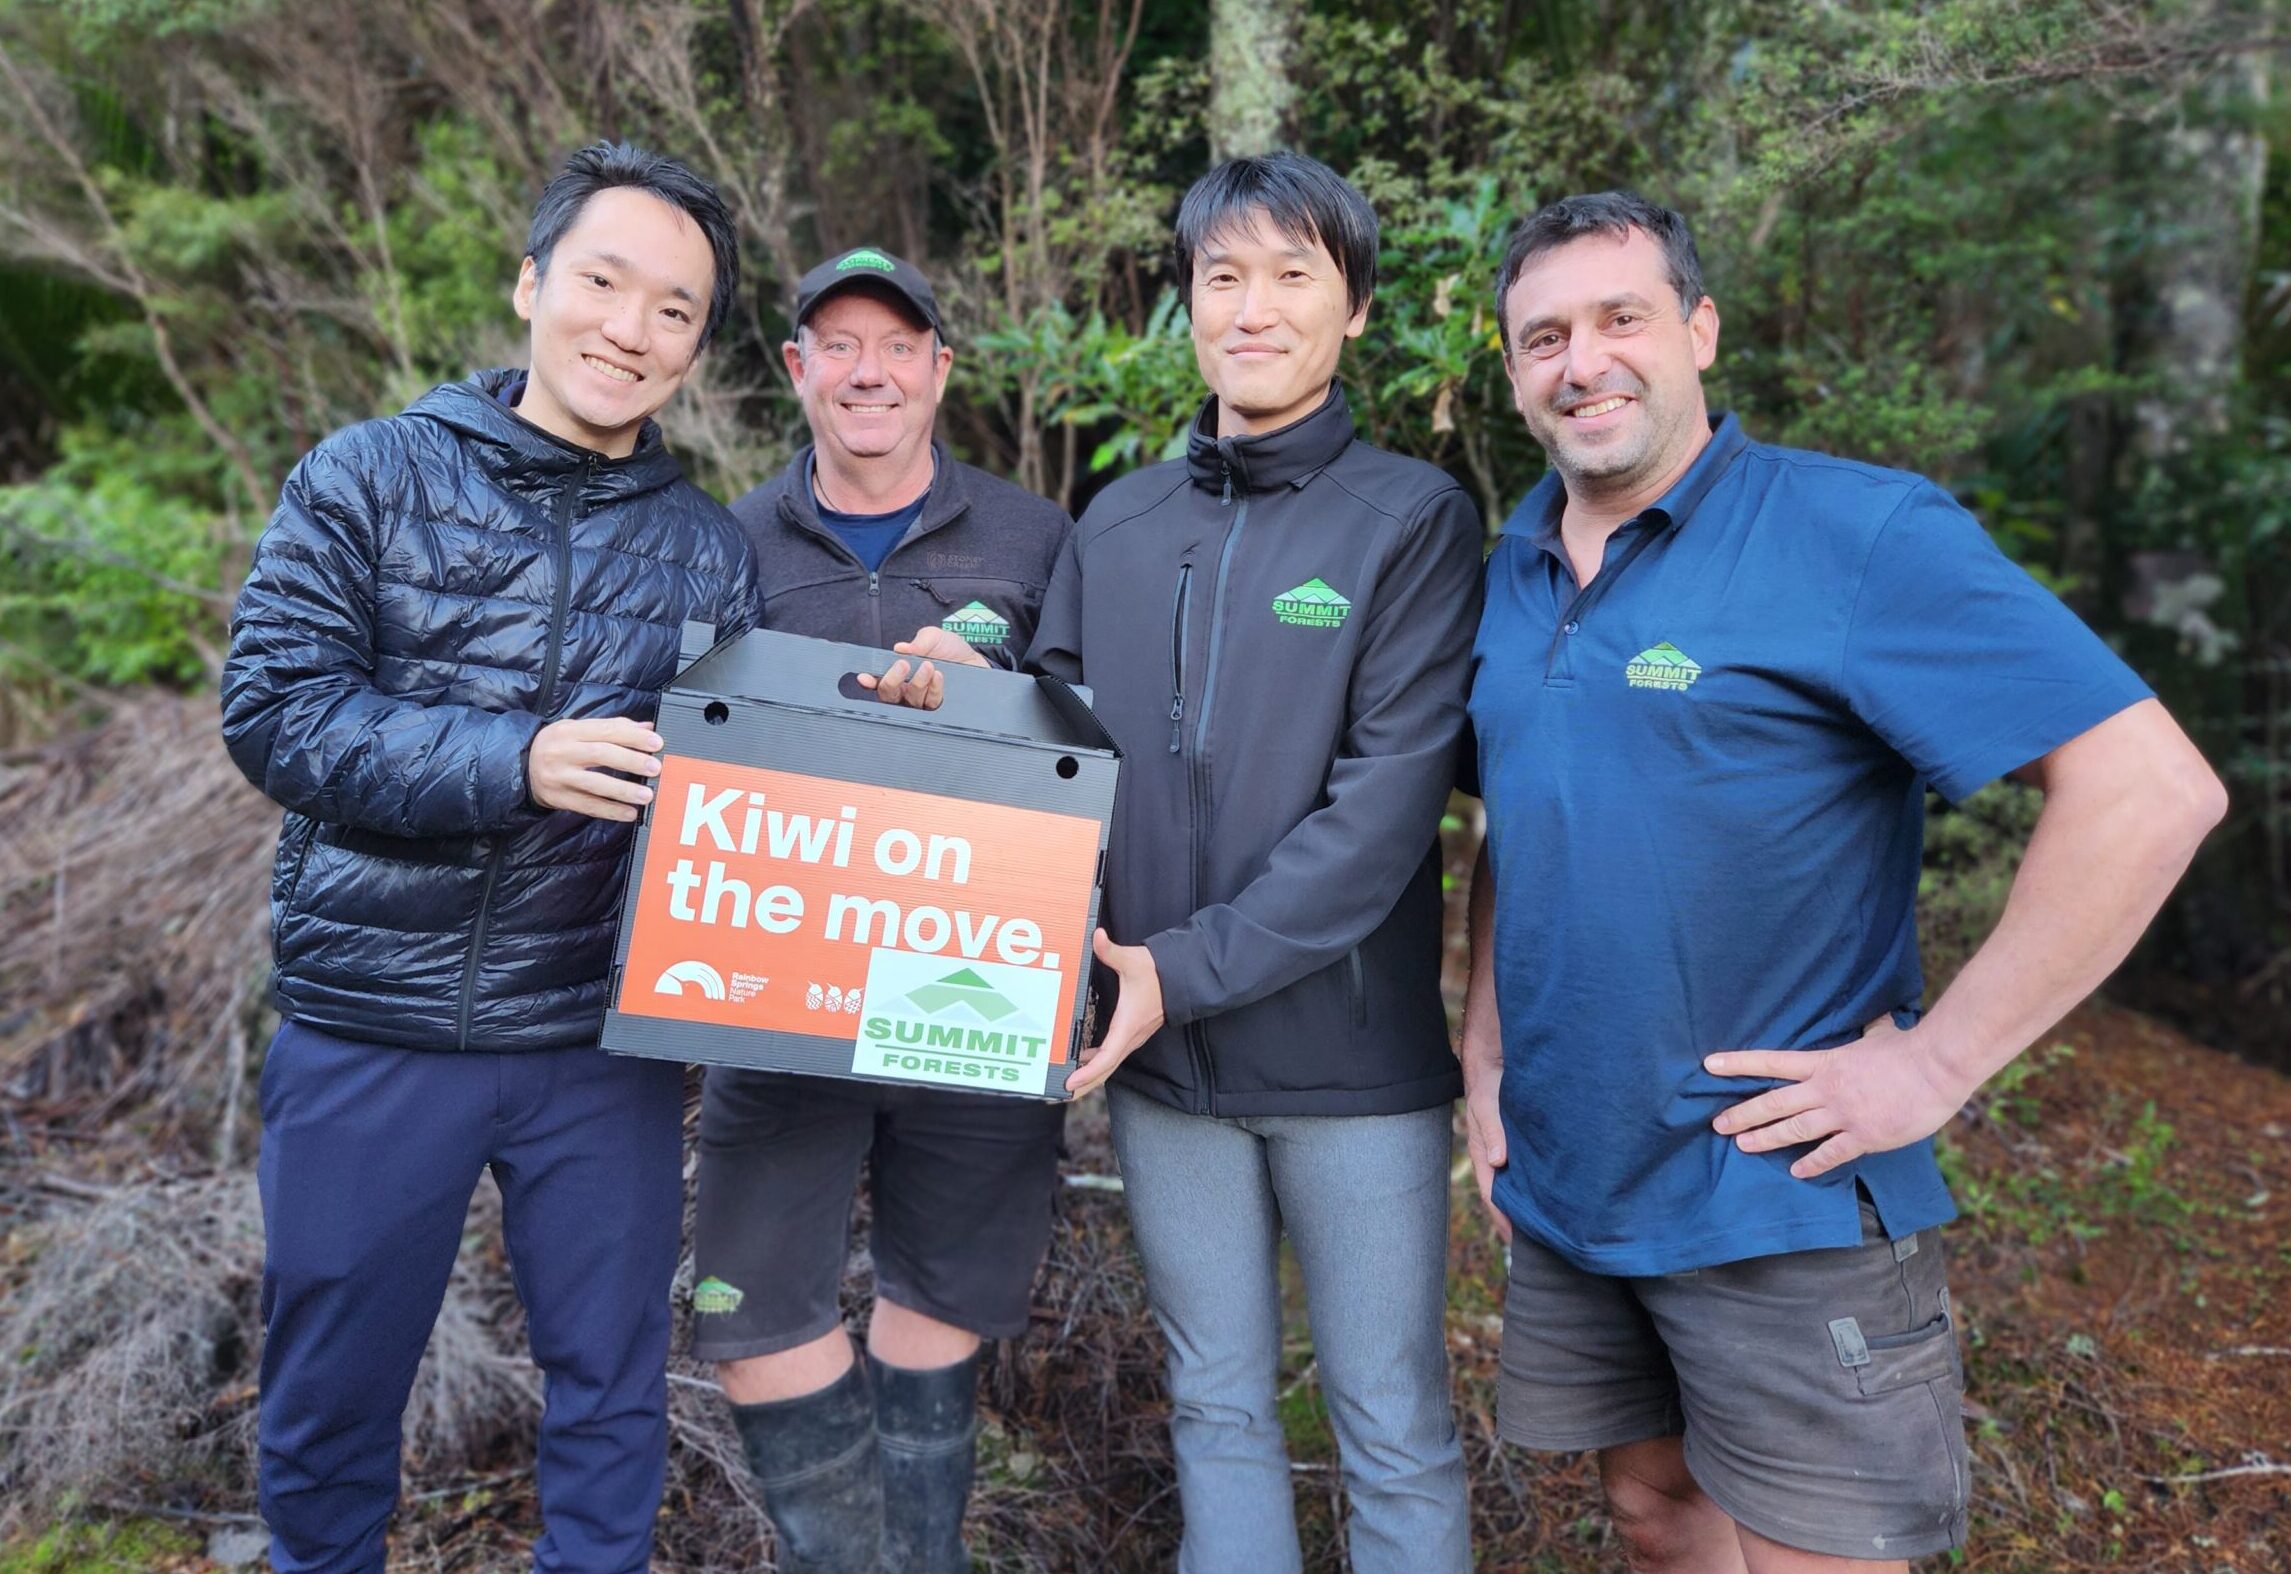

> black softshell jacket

[
  {"left": 1027, "top": 387, "right": 1482, "bottom": 1116},
  {"left": 221, "top": 370, "right": 758, "bottom": 1053},
  {"left": 730, "top": 443, "right": 1070, "bottom": 663}
]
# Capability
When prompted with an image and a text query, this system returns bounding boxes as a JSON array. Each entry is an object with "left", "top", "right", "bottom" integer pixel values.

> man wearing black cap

[{"left": 693, "top": 246, "right": 1071, "bottom": 1574}]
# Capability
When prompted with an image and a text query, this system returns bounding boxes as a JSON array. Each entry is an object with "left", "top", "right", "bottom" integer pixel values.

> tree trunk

[
  {"left": 2124, "top": 48, "right": 2270, "bottom": 460},
  {"left": 1208, "top": 0, "right": 1302, "bottom": 161}
]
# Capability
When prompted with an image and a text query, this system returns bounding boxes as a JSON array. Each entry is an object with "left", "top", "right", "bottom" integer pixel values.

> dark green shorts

[
  {"left": 1498, "top": 1201, "right": 1969, "bottom": 1560},
  {"left": 690, "top": 1069, "right": 1065, "bottom": 1362}
]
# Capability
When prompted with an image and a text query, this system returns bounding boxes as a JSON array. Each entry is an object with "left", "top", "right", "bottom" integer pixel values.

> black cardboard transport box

[{"left": 603, "top": 624, "right": 1118, "bottom": 1102}]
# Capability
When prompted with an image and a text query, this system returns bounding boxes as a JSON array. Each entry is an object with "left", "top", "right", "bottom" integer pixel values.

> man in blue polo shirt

[{"left": 1460, "top": 190, "right": 2226, "bottom": 1571}]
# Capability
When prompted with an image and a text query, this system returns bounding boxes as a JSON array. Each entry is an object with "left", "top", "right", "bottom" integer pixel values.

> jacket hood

[
  {"left": 406, "top": 370, "right": 685, "bottom": 500},
  {"left": 1184, "top": 383, "right": 1355, "bottom": 495}
]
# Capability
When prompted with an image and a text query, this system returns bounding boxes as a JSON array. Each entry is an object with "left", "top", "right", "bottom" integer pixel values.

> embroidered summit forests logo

[
  {"left": 1625, "top": 642, "right": 1703, "bottom": 692},
  {"left": 693, "top": 1277, "right": 745, "bottom": 1315},
  {"left": 851, "top": 952, "right": 1062, "bottom": 1092},
  {"left": 940, "top": 600, "right": 1011, "bottom": 646},
  {"left": 1272, "top": 578, "right": 1351, "bottom": 629},
  {"left": 836, "top": 248, "right": 898, "bottom": 274}
]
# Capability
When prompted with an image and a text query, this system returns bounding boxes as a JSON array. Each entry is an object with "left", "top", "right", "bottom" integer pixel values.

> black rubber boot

[
  {"left": 729, "top": 1359, "right": 884, "bottom": 1574},
  {"left": 870, "top": 1350, "right": 982, "bottom": 1574}
]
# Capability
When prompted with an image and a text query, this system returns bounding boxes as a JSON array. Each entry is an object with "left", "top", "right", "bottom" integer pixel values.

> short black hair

[
  {"left": 1173, "top": 152, "right": 1378, "bottom": 317},
  {"left": 1493, "top": 191, "right": 1705, "bottom": 352},
  {"left": 525, "top": 141, "right": 740, "bottom": 350}
]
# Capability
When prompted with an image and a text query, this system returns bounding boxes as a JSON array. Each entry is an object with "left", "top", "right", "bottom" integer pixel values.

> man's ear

[
  {"left": 1690, "top": 295, "right": 1720, "bottom": 372},
  {"left": 513, "top": 255, "right": 539, "bottom": 323}
]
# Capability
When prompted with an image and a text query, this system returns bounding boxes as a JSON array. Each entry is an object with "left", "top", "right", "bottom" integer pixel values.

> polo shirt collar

[{"left": 1500, "top": 412, "right": 1749, "bottom": 544}]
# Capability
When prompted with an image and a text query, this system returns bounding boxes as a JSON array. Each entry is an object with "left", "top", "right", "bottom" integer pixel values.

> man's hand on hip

[
  {"left": 1705, "top": 1017, "right": 1973, "bottom": 1180},
  {"left": 1065, "top": 928, "right": 1164, "bottom": 1097},
  {"left": 528, "top": 717, "right": 662, "bottom": 822}
]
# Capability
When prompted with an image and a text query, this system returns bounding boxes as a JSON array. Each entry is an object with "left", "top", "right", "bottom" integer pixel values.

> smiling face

[
  {"left": 512, "top": 185, "right": 715, "bottom": 458},
  {"left": 783, "top": 287, "right": 952, "bottom": 476},
  {"left": 1501, "top": 226, "right": 1719, "bottom": 507},
  {"left": 1189, "top": 212, "right": 1369, "bottom": 438}
]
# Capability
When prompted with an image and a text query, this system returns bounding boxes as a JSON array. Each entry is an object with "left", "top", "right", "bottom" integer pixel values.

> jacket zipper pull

[
  {"left": 1168, "top": 693, "right": 1184, "bottom": 754},
  {"left": 1220, "top": 466, "right": 1233, "bottom": 506},
  {"left": 868, "top": 572, "right": 880, "bottom": 598}
]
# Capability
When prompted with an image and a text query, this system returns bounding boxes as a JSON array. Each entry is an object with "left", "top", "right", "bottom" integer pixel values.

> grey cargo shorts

[{"left": 1497, "top": 1201, "right": 1969, "bottom": 1560}]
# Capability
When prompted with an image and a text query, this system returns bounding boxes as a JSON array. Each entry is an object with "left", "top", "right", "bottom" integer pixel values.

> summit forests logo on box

[
  {"left": 1272, "top": 578, "right": 1351, "bottom": 629},
  {"left": 851, "top": 951, "right": 1062, "bottom": 1093},
  {"left": 1625, "top": 641, "right": 1703, "bottom": 691},
  {"left": 940, "top": 600, "right": 1011, "bottom": 646}
]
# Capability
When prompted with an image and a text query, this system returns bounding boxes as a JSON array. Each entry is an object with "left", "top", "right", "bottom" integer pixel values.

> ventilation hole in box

[
  {"left": 1056, "top": 755, "right": 1079, "bottom": 779},
  {"left": 703, "top": 701, "right": 730, "bottom": 725}
]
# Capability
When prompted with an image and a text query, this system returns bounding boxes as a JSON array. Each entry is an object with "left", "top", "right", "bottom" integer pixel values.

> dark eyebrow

[
  {"left": 1198, "top": 241, "right": 1318, "bottom": 267},
  {"left": 1513, "top": 292, "right": 1661, "bottom": 342},
  {"left": 577, "top": 250, "right": 699, "bottom": 306}
]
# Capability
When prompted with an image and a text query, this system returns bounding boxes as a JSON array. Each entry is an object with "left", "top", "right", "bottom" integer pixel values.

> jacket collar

[
  {"left": 407, "top": 370, "right": 686, "bottom": 499},
  {"left": 775, "top": 439, "right": 969, "bottom": 545},
  {"left": 1184, "top": 383, "right": 1355, "bottom": 496}
]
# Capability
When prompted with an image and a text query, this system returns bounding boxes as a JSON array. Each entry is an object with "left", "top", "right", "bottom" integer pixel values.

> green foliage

[
  {"left": 380, "top": 118, "right": 529, "bottom": 378},
  {"left": 0, "top": 1514, "right": 199, "bottom": 1573},
  {"left": 1936, "top": 1043, "right": 2199, "bottom": 1249},
  {"left": 0, "top": 0, "right": 2281, "bottom": 1007},
  {"left": 0, "top": 420, "right": 226, "bottom": 685},
  {"left": 1918, "top": 782, "right": 2043, "bottom": 982},
  {"left": 971, "top": 290, "right": 1198, "bottom": 476}
]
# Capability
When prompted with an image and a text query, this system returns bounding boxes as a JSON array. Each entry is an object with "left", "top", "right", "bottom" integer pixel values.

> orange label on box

[{"left": 617, "top": 754, "right": 1101, "bottom": 1064}]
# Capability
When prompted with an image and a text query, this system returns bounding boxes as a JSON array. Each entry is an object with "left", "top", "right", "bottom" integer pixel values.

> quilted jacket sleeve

[{"left": 220, "top": 439, "right": 545, "bottom": 836}]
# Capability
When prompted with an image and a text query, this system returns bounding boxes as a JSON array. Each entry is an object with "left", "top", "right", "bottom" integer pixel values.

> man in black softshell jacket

[
  {"left": 220, "top": 145, "right": 757, "bottom": 1574},
  {"left": 692, "top": 248, "right": 1071, "bottom": 1574},
  {"left": 900, "top": 152, "right": 1480, "bottom": 1574}
]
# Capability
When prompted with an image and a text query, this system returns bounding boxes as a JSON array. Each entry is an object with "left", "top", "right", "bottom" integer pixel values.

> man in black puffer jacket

[{"left": 221, "top": 144, "right": 772, "bottom": 1574}]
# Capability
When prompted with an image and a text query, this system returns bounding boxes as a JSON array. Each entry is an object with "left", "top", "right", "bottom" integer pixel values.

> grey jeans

[{"left": 1108, "top": 1086, "right": 1471, "bottom": 1574}]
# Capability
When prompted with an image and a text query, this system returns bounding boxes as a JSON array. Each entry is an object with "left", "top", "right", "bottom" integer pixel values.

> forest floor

[
  {"left": 0, "top": 721, "right": 2284, "bottom": 1571},
  {"left": 4, "top": 993, "right": 2284, "bottom": 1573}
]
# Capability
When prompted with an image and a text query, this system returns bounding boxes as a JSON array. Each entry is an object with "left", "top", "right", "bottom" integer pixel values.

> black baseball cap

[{"left": 791, "top": 246, "right": 944, "bottom": 336}]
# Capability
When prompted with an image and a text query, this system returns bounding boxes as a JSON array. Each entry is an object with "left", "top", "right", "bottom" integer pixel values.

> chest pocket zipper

[{"left": 1169, "top": 561, "right": 1193, "bottom": 754}]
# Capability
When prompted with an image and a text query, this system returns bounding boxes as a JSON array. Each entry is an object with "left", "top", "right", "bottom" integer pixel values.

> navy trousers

[{"left": 255, "top": 1021, "right": 684, "bottom": 1574}]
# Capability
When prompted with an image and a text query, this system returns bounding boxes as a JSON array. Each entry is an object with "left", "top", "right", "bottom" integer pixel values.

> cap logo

[{"left": 836, "top": 249, "right": 898, "bottom": 274}]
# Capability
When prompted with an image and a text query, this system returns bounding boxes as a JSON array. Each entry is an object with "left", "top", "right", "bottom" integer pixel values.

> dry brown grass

[{"left": 3, "top": 699, "right": 2287, "bottom": 1571}]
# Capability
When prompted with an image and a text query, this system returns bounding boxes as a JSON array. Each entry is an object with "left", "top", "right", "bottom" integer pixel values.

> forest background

[{"left": 0, "top": 0, "right": 2288, "bottom": 1570}]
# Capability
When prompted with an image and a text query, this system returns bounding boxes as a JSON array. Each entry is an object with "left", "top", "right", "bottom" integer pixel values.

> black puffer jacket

[{"left": 221, "top": 370, "right": 757, "bottom": 1053}]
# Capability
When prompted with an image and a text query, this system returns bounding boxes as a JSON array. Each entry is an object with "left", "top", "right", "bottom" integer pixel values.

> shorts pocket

[{"left": 1853, "top": 1312, "right": 1957, "bottom": 1396}]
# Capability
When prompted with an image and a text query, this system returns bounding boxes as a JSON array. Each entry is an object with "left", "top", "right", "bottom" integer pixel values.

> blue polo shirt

[{"left": 1468, "top": 415, "right": 2151, "bottom": 1276}]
